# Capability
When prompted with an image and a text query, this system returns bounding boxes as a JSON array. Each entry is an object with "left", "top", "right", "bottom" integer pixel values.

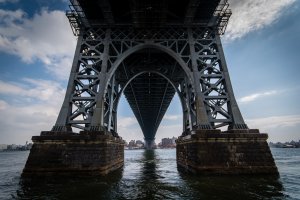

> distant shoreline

[{"left": 0, "top": 149, "right": 30, "bottom": 152}]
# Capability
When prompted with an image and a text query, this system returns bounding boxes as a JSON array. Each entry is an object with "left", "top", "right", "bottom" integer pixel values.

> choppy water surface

[{"left": 0, "top": 148, "right": 299, "bottom": 199}]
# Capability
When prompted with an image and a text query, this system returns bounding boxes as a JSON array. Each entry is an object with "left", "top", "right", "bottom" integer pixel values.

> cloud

[
  {"left": 238, "top": 90, "right": 278, "bottom": 103},
  {"left": 46, "top": 57, "right": 74, "bottom": 80},
  {"left": 0, "top": 100, "right": 8, "bottom": 110},
  {"left": 0, "top": 101, "right": 61, "bottom": 144},
  {"left": 245, "top": 115, "right": 300, "bottom": 142},
  {"left": 246, "top": 115, "right": 300, "bottom": 132},
  {"left": 156, "top": 124, "right": 182, "bottom": 140},
  {"left": 0, "top": 8, "right": 76, "bottom": 80},
  {"left": 0, "top": 78, "right": 66, "bottom": 144},
  {"left": 225, "top": 0, "right": 296, "bottom": 40},
  {"left": 0, "top": 9, "right": 24, "bottom": 22},
  {"left": 163, "top": 114, "right": 181, "bottom": 120},
  {"left": 117, "top": 116, "right": 144, "bottom": 142},
  {"left": 118, "top": 117, "right": 138, "bottom": 128},
  {"left": 0, "top": 78, "right": 65, "bottom": 103}
]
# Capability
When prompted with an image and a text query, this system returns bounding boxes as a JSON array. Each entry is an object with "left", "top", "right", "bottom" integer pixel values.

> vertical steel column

[
  {"left": 90, "top": 29, "right": 111, "bottom": 131},
  {"left": 180, "top": 80, "right": 193, "bottom": 131},
  {"left": 107, "top": 75, "right": 117, "bottom": 132},
  {"left": 215, "top": 35, "right": 248, "bottom": 129},
  {"left": 188, "top": 29, "right": 212, "bottom": 129},
  {"left": 52, "top": 35, "right": 84, "bottom": 132}
]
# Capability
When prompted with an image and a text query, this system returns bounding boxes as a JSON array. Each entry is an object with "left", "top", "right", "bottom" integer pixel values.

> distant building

[
  {"left": 4, "top": 142, "right": 33, "bottom": 151},
  {"left": 126, "top": 139, "right": 145, "bottom": 149},
  {"left": 269, "top": 141, "right": 300, "bottom": 148},
  {"left": 160, "top": 137, "right": 177, "bottom": 148},
  {"left": 136, "top": 140, "right": 144, "bottom": 148},
  {"left": 7, "top": 144, "right": 18, "bottom": 150},
  {"left": 128, "top": 140, "right": 136, "bottom": 149},
  {"left": 0, "top": 144, "right": 8, "bottom": 151},
  {"left": 161, "top": 138, "right": 172, "bottom": 146}
]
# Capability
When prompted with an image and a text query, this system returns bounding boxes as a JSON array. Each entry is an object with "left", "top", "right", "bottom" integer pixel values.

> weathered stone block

[
  {"left": 176, "top": 130, "right": 278, "bottom": 175},
  {"left": 23, "top": 131, "right": 125, "bottom": 176}
]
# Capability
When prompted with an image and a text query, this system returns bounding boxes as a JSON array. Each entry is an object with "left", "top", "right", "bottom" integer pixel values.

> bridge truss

[{"left": 52, "top": 0, "right": 248, "bottom": 144}]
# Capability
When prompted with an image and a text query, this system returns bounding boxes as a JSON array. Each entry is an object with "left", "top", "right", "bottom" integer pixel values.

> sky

[{"left": 0, "top": 0, "right": 299, "bottom": 144}]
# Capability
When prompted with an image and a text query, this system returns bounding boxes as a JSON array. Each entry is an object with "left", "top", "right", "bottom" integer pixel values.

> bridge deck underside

[
  {"left": 124, "top": 74, "right": 175, "bottom": 140},
  {"left": 74, "top": 0, "right": 221, "bottom": 27},
  {"left": 116, "top": 50, "right": 184, "bottom": 141}
]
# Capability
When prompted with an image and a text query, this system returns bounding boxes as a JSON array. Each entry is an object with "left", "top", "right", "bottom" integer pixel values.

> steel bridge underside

[
  {"left": 116, "top": 50, "right": 185, "bottom": 141},
  {"left": 72, "top": 0, "right": 221, "bottom": 27},
  {"left": 64, "top": 0, "right": 233, "bottom": 142}
]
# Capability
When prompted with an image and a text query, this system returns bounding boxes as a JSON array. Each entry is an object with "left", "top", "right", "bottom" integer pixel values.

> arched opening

[
  {"left": 107, "top": 43, "right": 193, "bottom": 85},
  {"left": 108, "top": 47, "right": 191, "bottom": 148},
  {"left": 116, "top": 72, "right": 184, "bottom": 147}
]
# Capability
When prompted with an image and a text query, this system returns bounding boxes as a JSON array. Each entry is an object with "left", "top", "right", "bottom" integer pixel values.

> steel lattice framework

[{"left": 52, "top": 0, "right": 248, "bottom": 145}]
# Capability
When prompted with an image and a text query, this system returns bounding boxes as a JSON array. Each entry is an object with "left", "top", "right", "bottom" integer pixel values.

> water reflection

[
  {"left": 133, "top": 150, "right": 168, "bottom": 199},
  {"left": 16, "top": 169, "right": 123, "bottom": 199},
  {"left": 14, "top": 149, "right": 286, "bottom": 200},
  {"left": 179, "top": 172, "right": 285, "bottom": 200},
  {"left": 136, "top": 150, "right": 160, "bottom": 199}
]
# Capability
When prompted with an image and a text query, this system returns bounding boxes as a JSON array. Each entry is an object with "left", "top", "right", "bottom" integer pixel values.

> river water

[{"left": 0, "top": 148, "right": 299, "bottom": 199}]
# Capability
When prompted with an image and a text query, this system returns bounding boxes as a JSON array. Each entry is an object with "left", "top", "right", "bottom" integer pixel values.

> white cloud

[
  {"left": 163, "top": 114, "right": 181, "bottom": 120},
  {"left": 0, "top": 101, "right": 61, "bottom": 144},
  {"left": 225, "top": 0, "right": 296, "bottom": 40},
  {"left": 246, "top": 115, "right": 300, "bottom": 130},
  {"left": 0, "top": 100, "right": 8, "bottom": 110},
  {"left": 118, "top": 117, "right": 138, "bottom": 128},
  {"left": 0, "top": 78, "right": 65, "bottom": 103},
  {"left": 117, "top": 116, "right": 143, "bottom": 142},
  {"left": 0, "top": 78, "right": 65, "bottom": 144},
  {"left": 246, "top": 115, "right": 300, "bottom": 142},
  {"left": 0, "top": 9, "right": 76, "bottom": 80},
  {"left": 0, "top": 9, "right": 24, "bottom": 22},
  {"left": 0, "top": 80, "right": 23, "bottom": 95},
  {"left": 46, "top": 57, "right": 74, "bottom": 80},
  {"left": 156, "top": 124, "right": 182, "bottom": 141},
  {"left": 238, "top": 90, "right": 278, "bottom": 103}
]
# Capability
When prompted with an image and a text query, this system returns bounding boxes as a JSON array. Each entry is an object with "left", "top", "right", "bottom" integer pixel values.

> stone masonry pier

[
  {"left": 176, "top": 130, "right": 278, "bottom": 175},
  {"left": 22, "top": 131, "right": 124, "bottom": 176}
]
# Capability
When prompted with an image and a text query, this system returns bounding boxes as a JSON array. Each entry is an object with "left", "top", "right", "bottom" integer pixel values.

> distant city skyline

[{"left": 0, "top": 0, "right": 300, "bottom": 144}]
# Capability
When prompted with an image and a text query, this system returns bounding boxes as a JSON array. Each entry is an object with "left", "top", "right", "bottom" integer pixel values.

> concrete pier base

[
  {"left": 176, "top": 129, "right": 278, "bottom": 175},
  {"left": 23, "top": 131, "right": 125, "bottom": 176}
]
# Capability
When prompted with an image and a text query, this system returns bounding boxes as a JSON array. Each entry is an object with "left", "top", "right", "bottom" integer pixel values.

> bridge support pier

[
  {"left": 23, "top": 131, "right": 124, "bottom": 176},
  {"left": 176, "top": 130, "right": 278, "bottom": 175},
  {"left": 144, "top": 139, "right": 155, "bottom": 149}
]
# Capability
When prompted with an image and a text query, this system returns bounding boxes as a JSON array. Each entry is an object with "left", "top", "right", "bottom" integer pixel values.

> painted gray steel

[{"left": 52, "top": 0, "right": 247, "bottom": 144}]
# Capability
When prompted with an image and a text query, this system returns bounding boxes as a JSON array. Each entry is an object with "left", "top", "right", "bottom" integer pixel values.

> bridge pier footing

[
  {"left": 176, "top": 129, "right": 278, "bottom": 175},
  {"left": 22, "top": 131, "right": 124, "bottom": 176},
  {"left": 144, "top": 139, "right": 155, "bottom": 149}
]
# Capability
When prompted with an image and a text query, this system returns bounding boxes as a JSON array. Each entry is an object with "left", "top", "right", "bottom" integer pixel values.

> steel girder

[
  {"left": 52, "top": 27, "right": 248, "bottom": 139},
  {"left": 68, "top": 0, "right": 228, "bottom": 30}
]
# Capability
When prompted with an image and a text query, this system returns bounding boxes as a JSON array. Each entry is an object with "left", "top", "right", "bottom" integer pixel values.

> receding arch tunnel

[{"left": 114, "top": 48, "right": 188, "bottom": 146}]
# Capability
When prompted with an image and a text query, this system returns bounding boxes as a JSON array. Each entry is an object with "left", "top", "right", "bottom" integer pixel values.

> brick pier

[
  {"left": 22, "top": 131, "right": 124, "bottom": 176},
  {"left": 176, "top": 130, "right": 278, "bottom": 175}
]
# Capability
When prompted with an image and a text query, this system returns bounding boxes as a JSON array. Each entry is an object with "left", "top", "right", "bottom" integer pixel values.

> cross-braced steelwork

[{"left": 53, "top": 0, "right": 248, "bottom": 145}]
